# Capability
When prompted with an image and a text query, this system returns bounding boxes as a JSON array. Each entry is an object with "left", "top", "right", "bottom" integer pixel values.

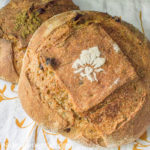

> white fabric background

[{"left": 0, "top": 0, "right": 150, "bottom": 150}]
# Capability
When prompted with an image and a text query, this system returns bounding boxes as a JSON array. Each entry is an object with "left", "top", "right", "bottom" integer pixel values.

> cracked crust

[
  {"left": 0, "top": 0, "right": 78, "bottom": 83},
  {"left": 18, "top": 11, "right": 150, "bottom": 147}
]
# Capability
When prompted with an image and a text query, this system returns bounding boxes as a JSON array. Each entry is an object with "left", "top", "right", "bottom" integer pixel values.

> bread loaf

[
  {"left": 18, "top": 11, "right": 150, "bottom": 147},
  {"left": 0, "top": 0, "right": 78, "bottom": 83}
]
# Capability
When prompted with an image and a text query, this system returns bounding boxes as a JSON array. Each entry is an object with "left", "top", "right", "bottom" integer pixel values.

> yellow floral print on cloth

[
  {"left": 0, "top": 84, "right": 17, "bottom": 102},
  {"left": 133, "top": 132, "right": 150, "bottom": 150},
  {"left": 0, "top": 0, "right": 150, "bottom": 150},
  {"left": 0, "top": 138, "right": 9, "bottom": 150}
]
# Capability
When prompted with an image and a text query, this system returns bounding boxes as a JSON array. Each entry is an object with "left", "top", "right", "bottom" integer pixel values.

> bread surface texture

[
  {"left": 18, "top": 11, "right": 150, "bottom": 147},
  {"left": 0, "top": 0, "right": 78, "bottom": 83}
]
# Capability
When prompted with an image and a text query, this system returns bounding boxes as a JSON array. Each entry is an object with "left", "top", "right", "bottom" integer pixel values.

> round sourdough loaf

[
  {"left": 0, "top": 0, "right": 78, "bottom": 83},
  {"left": 18, "top": 11, "right": 150, "bottom": 147}
]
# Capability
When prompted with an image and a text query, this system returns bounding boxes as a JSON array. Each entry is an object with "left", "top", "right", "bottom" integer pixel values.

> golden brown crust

[
  {"left": 0, "top": 0, "right": 78, "bottom": 83},
  {"left": 19, "top": 11, "right": 77, "bottom": 132},
  {"left": 19, "top": 65, "right": 69, "bottom": 131},
  {"left": 104, "top": 95, "right": 150, "bottom": 147},
  {"left": 98, "top": 16, "right": 150, "bottom": 147},
  {"left": 0, "top": 39, "right": 18, "bottom": 83},
  {"left": 18, "top": 11, "right": 150, "bottom": 147}
]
